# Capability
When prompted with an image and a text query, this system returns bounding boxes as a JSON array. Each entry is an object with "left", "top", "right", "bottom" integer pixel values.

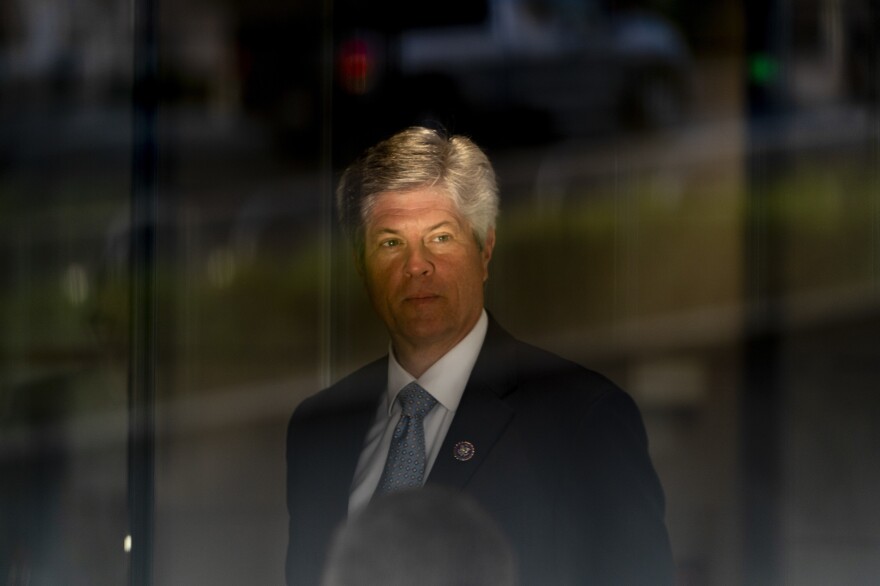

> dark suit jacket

[{"left": 286, "top": 318, "right": 674, "bottom": 585}]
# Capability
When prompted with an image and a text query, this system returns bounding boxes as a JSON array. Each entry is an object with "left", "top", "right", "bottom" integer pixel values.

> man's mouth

[{"left": 404, "top": 293, "right": 440, "bottom": 302}]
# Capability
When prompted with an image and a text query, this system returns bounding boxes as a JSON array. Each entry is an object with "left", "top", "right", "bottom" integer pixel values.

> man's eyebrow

[
  {"left": 369, "top": 228, "right": 408, "bottom": 244},
  {"left": 370, "top": 221, "right": 457, "bottom": 237},
  {"left": 372, "top": 227, "right": 402, "bottom": 236},
  {"left": 427, "top": 221, "right": 456, "bottom": 232}
]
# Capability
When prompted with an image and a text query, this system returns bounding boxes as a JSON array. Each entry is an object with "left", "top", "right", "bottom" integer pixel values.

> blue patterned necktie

[{"left": 374, "top": 382, "right": 438, "bottom": 497}]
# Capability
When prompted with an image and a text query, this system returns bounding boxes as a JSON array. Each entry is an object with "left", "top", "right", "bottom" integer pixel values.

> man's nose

[{"left": 404, "top": 243, "right": 434, "bottom": 277}]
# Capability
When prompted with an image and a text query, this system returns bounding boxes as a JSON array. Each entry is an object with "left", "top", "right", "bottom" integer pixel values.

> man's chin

[{"left": 395, "top": 316, "right": 455, "bottom": 346}]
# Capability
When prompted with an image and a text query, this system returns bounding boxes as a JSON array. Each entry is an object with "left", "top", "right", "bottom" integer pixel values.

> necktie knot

[{"left": 397, "top": 382, "right": 437, "bottom": 419}]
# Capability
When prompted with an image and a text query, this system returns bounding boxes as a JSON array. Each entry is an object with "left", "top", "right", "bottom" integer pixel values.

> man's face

[{"left": 361, "top": 187, "right": 495, "bottom": 355}]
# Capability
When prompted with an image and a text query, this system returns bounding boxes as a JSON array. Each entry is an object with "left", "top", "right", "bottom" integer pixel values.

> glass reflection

[{"left": 1, "top": 0, "right": 878, "bottom": 584}]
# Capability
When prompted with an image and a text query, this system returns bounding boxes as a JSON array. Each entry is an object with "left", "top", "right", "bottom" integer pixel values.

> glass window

[{"left": 2, "top": 0, "right": 879, "bottom": 584}]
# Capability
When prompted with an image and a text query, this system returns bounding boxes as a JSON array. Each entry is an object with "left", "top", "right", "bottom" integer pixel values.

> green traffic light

[{"left": 750, "top": 53, "right": 779, "bottom": 85}]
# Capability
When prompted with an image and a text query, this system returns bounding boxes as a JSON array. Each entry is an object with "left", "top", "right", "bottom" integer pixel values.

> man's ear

[{"left": 481, "top": 228, "right": 496, "bottom": 279}]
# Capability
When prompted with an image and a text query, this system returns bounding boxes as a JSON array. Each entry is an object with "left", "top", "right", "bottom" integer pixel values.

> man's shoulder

[
  {"left": 291, "top": 356, "right": 387, "bottom": 422},
  {"left": 494, "top": 332, "right": 653, "bottom": 451},
  {"left": 485, "top": 320, "right": 617, "bottom": 390},
  {"left": 512, "top": 338, "right": 620, "bottom": 399}
]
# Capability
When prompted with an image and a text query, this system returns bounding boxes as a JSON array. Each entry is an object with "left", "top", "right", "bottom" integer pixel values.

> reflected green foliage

[
  {"left": 490, "top": 168, "right": 744, "bottom": 338},
  {"left": 761, "top": 155, "right": 879, "bottom": 291}
]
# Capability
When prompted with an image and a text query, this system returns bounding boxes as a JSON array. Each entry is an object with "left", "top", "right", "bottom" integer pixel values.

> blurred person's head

[
  {"left": 321, "top": 486, "right": 518, "bottom": 586},
  {"left": 336, "top": 126, "right": 499, "bottom": 264}
]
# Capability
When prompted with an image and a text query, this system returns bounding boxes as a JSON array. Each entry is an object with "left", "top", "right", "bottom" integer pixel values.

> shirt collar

[{"left": 386, "top": 309, "right": 489, "bottom": 414}]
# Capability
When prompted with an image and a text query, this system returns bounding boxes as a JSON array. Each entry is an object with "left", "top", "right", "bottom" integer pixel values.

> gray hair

[{"left": 336, "top": 127, "right": 499, "bottom": 259}]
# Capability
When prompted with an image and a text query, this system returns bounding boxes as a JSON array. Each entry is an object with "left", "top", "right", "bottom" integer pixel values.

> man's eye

[
  {"left": 380, "top": 239, "right": 400, "bottom": 248},
  {"left": 432, "top": 234, "right": 451, "bottom": 243}
]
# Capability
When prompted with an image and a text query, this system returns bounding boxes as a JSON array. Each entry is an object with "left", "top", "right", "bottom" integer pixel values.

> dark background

[{"left": 1, "top": 0, "right": 879, "bottom": 584}]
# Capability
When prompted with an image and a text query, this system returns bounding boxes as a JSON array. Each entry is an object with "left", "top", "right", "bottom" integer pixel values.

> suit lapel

[
  {"left": 427, "top": 318, "right": 518, "bottom": 489},
  {"left": 287, "top": 359, "right": 387, "bottom": 585},
  {"left": 316, "top": 358, "right": 388, "bottom": 519},
  {"left": 323, "top": 406, "right": 378, "bottom": 508}
]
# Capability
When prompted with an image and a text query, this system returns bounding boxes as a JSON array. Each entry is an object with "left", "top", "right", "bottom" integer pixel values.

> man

[{"left": 286, "top": 127, "right": 674, "bottom": 585}]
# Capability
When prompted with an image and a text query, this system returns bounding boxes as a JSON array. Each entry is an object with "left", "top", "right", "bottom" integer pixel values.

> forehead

[{"left": 366, "top": 187, "right": 462, "bottom": 224}]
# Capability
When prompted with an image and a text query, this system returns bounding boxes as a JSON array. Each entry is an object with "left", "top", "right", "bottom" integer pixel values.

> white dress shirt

[{"left": 347, "top": 310, "right": 489, "bottom": 514}]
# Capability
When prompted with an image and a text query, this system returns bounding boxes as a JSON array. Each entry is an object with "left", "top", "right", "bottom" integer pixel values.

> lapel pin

[{"left": 453, "top": 441, "right": 475, "bottom": 462}]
